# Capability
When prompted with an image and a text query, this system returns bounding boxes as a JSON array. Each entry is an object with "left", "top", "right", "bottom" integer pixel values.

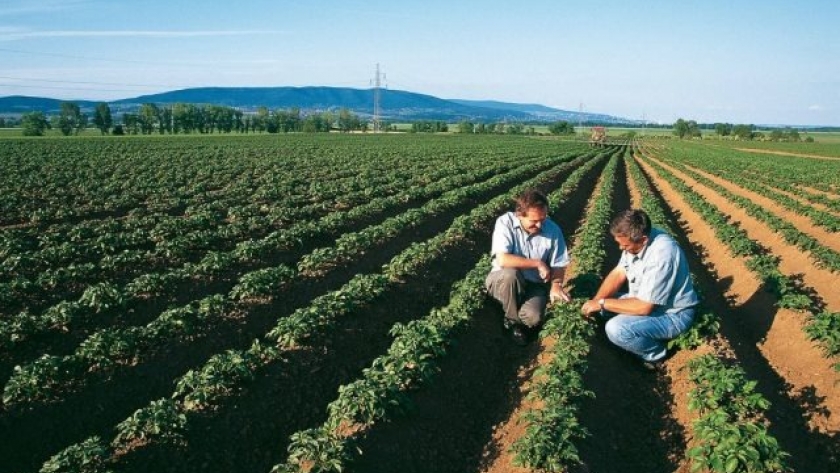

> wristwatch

[{"left": 598, "top": 298, "right": 606, "bottom": 314}]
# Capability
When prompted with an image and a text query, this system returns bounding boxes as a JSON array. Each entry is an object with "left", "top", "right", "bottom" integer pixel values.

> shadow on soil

[
  {"left": 0, "top": 171, "right": 526, "bottom": 473},
  {"left": 574, "top": 153, "right": 684, "bottom": 473},
  {"left": 638, "top": 163, "right": 840, "bottom": 472}
]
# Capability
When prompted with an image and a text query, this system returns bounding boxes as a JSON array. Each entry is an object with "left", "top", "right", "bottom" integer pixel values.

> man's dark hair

[
  {"left": 515, "top": 189, "right": 549, "bottom": 214},
  {"left": 610, "top": 209, "right": 651, "bottom": 243}
]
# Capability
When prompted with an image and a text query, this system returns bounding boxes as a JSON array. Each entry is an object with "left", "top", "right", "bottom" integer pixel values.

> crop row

[
  {"left": 685, "top": 355, "right": 789, "bottom": 472},
  {"left": 2, "top": 136, "right": 588, "bottom": 227},
  {"left": 738, "top": 170, "right": 840, "bottom": 215},
  {"left": 707, "top": 171, "right": 840, "bottom": 232},
  {"left": 3, "top": 150, "right": 578, "bottom": 406},
  {"left": 668, "top": 141, "right": 840, "bottom": 194},
  {"left": 0, "top": 157, "right": 444, "bottom": 282},
  {"left": 675, "top": 151, "right": 840, "bottom": 232},
  {"left": 0, "top": 153, "right": 527, "bottom": 317},
  {"left": 0, "top": 154, "right": 546, "bottom": 353},
  {"left": 0, "top": 138, "right": 351, "bottom": 225},
  {"left": 662, "top": 143, "right": 840, "bottom": 228},
  {"left": 630, "top": 146, "right": 789, "bottom": 472},
  {"left": 0, "top": 136, "right": 490, "bottom": 225},
  {"left": 654, "top": 152, "right": 840, "bottom": 273},
  {"left": 271, "top": 147, "right": 617, "bottom": 473},
  {"left": 507, "top": 148, "right": 625, "bottom": 471},
  {"left": 274, "top": 258, "right": 493, "bottom": 473},
  {"left": 637, "top": 153, "right": 840, "bottom": 372},
  {"left": 35, "top": 146, "right": 605, "bottom": 473}
]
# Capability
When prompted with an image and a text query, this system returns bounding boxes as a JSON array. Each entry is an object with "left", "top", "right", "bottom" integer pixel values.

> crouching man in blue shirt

[
  {"left": 581, "top": 209, "right": 698, "bottom": 370},
  {"left": 486, "top": 189, "right": 571, "bottom": 345}
]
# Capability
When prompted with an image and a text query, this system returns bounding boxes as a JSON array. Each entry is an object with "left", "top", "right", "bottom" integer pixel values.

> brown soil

[
  {"left": 474, "top": 153, "right": 689, "bottom": 473},
  {"left": 683, "top": 164, "right": 840, "bottom": 254},
  {"left": 0, "top": 160, "right": 562, "bottom": 473},
  {"left": 474, "top": 334, "right": 561, "bottom": 473},
  {"left": 748, "top": 181, "right": 840, "bottom": 218},
  {"left": 643, "top": 156, "right": 840, "bottom": 313},
  {"left": 734, "top": 148, "right": 840, "bottom": 161},
  {"left": 625, "top": 155, "right": 644, "bottom": 209},
  {"left": 637, "top": 152, "right": 840, "bottom": 471},
  {"left": 802, "top": 186, "right": 840, "bottom": 200},
  {"left": 8, "top": 146, "right": 838, "bottom": 473},
  {"left": 667, "top": 343, "right": 716, "bottom": 473}
]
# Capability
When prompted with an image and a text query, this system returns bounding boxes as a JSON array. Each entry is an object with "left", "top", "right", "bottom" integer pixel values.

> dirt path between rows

[
  {"left": 476, "top": 331, "right": 554, "bottom": 473},
  {"left": 636, "top": 154, "right": 840, "bottom": 435},
  {"left": 627, "top": 153, "right": 699, "bottom": 473},
  {"left": 802, "top": 185, "right": 840, "bottom": 200},
  {"left": 642, "top": 157, "right": 840, "bottom": 313},
  {"left": 747, "top": 180, "right": 840, "bottom": 218},
  {"left": 734, "top": 148, "right": 840, "bottom": 161},
  {"left": 625, "top": 155, "right": 644, "bottom": 209},
  {"left": 480, "top": 152, "right": 687, "bottom": 473},
  {"left": 343, "top": 152, "right": 610, "bottom": 473},
  {"left": 683, "top": 164, "right": 840, "bottom": 254},
  {"left": 476, "top": 163, "right": 620, "bottom": 473}
]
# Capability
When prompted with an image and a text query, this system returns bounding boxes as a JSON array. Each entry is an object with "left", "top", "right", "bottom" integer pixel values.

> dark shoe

[
  {"left": 641, "top": 359, "right": 666, "bottom": 373},
  {"left": 510, "top": 325, "right": 528, "bottom": 346}
]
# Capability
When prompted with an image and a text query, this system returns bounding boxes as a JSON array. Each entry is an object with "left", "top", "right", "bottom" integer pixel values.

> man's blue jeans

[{"left": 602, "top": 305, "right": 695, "bottom": 362}]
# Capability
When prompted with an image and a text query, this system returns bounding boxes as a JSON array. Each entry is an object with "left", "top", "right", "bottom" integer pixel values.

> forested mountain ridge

[{"left": 0, "top": 86, "right": 630, "bottom": 123}]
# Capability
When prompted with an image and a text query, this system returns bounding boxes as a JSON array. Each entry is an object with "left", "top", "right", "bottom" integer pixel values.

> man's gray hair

[{"left": 610, "top": 209, "right": 651, "bottom": 243}]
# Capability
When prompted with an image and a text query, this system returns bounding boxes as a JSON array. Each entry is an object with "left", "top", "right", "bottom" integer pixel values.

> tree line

[
  {"left": 16, "top": 102, "right": 369, "bottom": 136},
  {"left": 9, "top": 101, "right": 614, "bottom": 139},
  {"left": 673, "top": 118, "right": 811, "bottom": 142},
  {"left": 454, "top": 120, "right": 576, "bottom": 135}
]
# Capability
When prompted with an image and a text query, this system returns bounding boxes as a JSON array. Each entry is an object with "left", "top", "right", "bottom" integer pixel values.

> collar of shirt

[
  {"left": 634, "top": 242, "right": 649, "bottom": 261},
  {"left": 628, "top": 228, "right": 662, "bottom": 262}
]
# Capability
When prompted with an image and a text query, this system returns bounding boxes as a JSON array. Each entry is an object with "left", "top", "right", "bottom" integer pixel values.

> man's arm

[
  {"left": 599, "top": 297, "right": 655, "bottom": 316},
  {"left": 593, "top": 266, "right": 627, "bottom": 300},
  {"left": 581, "top": 266, "right": 637, "bottom": 315},
  {"left": 496, "top": 252, "right": 551, "bottom": 281}
]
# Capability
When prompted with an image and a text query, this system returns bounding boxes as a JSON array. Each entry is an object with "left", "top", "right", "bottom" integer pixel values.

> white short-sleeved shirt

[
  {"left": 490, "top": 212, "right": 570, "bottom": 283},
  {"left": 618, "top": 228, "right": 698, "bottom": 312}
]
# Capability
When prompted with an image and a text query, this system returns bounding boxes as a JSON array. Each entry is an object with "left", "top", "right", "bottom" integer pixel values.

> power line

[
  {"left": 0, "top": 46, "right": 193, "bottom": 67},
  {"left": 0, "top": 75, "right": 174, "bottom": 89},
  {"left": 0, "top": 82, "right": 160, "bottom": 94}
]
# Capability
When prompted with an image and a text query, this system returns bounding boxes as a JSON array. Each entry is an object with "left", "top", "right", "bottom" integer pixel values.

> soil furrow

[
  {"left": 637, "top": 152, "right": 840, "bottom": 472},
  {"left": 645, "top": 156, "right": 840, "bottom": 313},
  {"left": 326, "top": 153, "right": 609, "bottom": 473},
  {"left": 683, "top": 164, "right": 840, "bottom": 253},
  {"left": 0, "top": 159, "right": 568, "bottom": 473}
]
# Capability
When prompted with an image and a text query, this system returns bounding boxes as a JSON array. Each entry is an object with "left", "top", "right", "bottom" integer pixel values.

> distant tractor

[{"left": 590, "top": 126, "right": 607, "bottom": 147}]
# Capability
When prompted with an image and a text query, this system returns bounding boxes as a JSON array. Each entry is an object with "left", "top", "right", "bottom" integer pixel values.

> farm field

[
  {"left": 705, "top": 138, "right": 840, "bottom": 159},
  {"left": 0, "top": 134, "right": 838, "bottom": 473}
]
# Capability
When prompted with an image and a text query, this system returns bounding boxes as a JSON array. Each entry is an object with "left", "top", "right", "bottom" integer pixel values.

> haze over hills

[
  {"left": 449, "top": 99, "right": 622, "bottom": 123},
  {"left": 0, "top": 86, "right": 634, "bottom": 124}
]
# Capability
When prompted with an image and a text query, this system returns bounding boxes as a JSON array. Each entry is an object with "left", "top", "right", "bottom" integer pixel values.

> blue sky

[{"left": 1, "top": 0, "right": 838, "bottom": 126}]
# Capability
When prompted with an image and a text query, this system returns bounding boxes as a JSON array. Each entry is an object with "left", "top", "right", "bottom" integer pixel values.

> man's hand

[
  {"left": 580, "top": 299, "right": 600, "bottom": 317},
  {"left": 536, "top": 261, "right": 551, "bottom": 282},
  {"left": 550, "top": 287, "right": 571, "bottom": 305}
]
